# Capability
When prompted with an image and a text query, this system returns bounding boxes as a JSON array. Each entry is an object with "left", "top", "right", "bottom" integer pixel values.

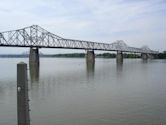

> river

[{"left": 0, "top": 58, "right": 166, "bottom": 125}]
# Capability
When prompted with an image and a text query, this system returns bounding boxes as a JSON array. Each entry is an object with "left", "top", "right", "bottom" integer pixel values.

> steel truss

[{"left": 0, "top": 25, "right": 158, "bottom": 54}]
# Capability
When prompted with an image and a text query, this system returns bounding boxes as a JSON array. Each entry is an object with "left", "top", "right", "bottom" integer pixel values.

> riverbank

[{"left": 0, "top": 52, "right": 165, "bottom": 59}]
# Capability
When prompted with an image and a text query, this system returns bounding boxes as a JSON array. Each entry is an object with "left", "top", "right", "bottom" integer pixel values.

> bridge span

[{"left": 0, "top": 25, "right": 158, "bottom": 65}]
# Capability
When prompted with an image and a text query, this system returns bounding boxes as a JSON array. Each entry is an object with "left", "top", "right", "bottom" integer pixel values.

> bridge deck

[{"left": 0, "top": 25, "right": 158, "bottom": 54}]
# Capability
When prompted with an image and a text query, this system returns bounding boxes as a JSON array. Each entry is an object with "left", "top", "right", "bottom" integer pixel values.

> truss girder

[{"left": 0, "top": 25, "right": 158, "bottom": 54}]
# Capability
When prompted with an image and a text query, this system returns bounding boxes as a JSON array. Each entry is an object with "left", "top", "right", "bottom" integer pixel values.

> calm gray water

[{"left": 0, "top": 58, "right": 166, "bottom": 125}]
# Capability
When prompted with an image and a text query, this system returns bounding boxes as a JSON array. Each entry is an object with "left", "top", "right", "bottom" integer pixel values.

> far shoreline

[{"left": 0, "top": 52, "right": 165, "bottom": 59}]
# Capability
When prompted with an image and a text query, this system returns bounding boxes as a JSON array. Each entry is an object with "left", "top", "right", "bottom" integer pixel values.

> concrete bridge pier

[
  {"left": 141, "top": 53, "right": 148, "bottom": 60},
  {"left": 86, "top": 50, "right": 95, "bottom": 79},
  {"left": 86, "top": 50, "right": 95, "bottom": 63},
  {"left": 116, "top": 51, "right": 123, "bottom": 64},
  {"left": 86, "top": 59, "right": 95, "bottom": 79},
  {"left": 29, "top": 62, "right": 39, "bottom": 83},
  {"left": 29, "top": 47, "right": 39, "bottom": 66}
]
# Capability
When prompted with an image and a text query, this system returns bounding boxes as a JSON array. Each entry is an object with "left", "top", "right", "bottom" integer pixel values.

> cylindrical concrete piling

[
  {"left": 29, "top": 47, "right": 39, "bottom": 66},
  {"left": 17, "top": 62, "right": 30, "bottom": 125},
  {"left": 116, "top": 51, "right": 123, "bottom": 63},
  {"left": 86, "top": 50, "right": 95, "bottom": 63}
]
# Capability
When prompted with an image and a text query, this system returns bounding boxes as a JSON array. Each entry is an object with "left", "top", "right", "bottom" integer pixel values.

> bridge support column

[
  {"left": 86, "top": 59, "right": 95, "bottom": 78},
  {"left": 86, "top": 50, "right": 95, "bottom": 63},
  {"left": 86, "top": 50, "right": 95, "bottom": 79},
  {"left": 29, "top": 47, "right": 39, "bottom": 66},
  {"left": 141, "top": 53, "right": 148, "bottom": 60},
  {"left": 29, "top": 62, "right": 39, "bottom": 83},
  {"left": 116, "top": 51, "right": 123, "bottom": 64}
]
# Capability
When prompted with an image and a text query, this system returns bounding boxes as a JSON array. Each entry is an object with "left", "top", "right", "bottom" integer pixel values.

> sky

[{"left": 0, "top": 0, "right": 166, "bottom": 54}]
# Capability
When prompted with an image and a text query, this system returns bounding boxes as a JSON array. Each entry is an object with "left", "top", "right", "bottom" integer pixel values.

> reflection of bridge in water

[{"left": 0, "top": 25, "right": 158, "bottom": 68}]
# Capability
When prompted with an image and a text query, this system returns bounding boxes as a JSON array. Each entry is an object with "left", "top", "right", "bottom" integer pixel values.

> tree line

[
  {"left": 158, "top": 51, "right": 166, "bottom": 59},
  {"left": 0, "top": 51, "right": 166, "bottom": 59}
]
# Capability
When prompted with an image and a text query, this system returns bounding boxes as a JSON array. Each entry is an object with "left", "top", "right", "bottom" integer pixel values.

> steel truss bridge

[{"left": 0, "top": 25, "right": 158, "bottom": 54}]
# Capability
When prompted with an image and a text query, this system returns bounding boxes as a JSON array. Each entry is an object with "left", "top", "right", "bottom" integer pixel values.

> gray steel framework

[{"left": 0, "top": 25, "right": 158, "bottom": 54}]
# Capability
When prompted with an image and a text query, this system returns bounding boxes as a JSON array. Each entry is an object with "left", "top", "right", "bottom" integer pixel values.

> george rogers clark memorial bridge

[
  {"left": 0, "top": 25, "right": 159, "bottom": 125},
  {"left": 0, "top": 25, "right": 159, "bottom": 65}
]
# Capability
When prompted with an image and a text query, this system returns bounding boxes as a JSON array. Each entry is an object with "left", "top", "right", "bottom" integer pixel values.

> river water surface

[{"left": 0, "top": 58, "right": 166, "bottom": 125}]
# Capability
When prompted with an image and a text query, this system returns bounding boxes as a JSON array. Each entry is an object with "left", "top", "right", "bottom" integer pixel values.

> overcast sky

[{"left": 0, "top": 0, "right": 166, "bottom": 54}]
